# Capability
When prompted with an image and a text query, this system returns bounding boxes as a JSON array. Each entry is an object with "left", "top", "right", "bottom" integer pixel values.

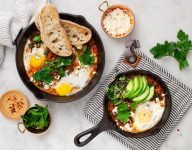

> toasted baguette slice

[
  {"left": 35, "top": 14, "right": 92, "bottom": 46},
  {"left": 60, "top": 20, "right": 92, "bottom": 46},
  {"left": 35, "top": 12, "right": 41, "bottom": 30},
  {"left": 38, "top": 4, "right": 72, "bottom": 56}
]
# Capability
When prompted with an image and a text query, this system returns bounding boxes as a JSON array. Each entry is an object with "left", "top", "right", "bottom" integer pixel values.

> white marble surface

[{"left": 0, "top": 0, "right": 192, "bottom": 150}]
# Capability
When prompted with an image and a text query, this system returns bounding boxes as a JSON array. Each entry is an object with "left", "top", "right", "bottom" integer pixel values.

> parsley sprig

[
  {"left": 115, "top": 102, "right": 130, "bottom": 124},
  {"left": 150, "top": 30, "right": 192, "bottom": 70}
]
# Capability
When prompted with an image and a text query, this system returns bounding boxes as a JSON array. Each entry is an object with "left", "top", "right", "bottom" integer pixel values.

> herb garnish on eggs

[
  {"left": 33, "top": 68, "right": 53, "bottom": 84},
  {"left": 115, "top": 102, "right": 130, "bottom": 124},
  {"left": 78, "top": 45, "right": 95, "bottom": 65},
  {"left": 33, "top": 56, "right": 73, "bottom": 84}
]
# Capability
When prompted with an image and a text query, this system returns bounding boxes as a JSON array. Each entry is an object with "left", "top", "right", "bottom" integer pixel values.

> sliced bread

[
  {"left": 38, "top": 4, "right": 72, "bottom": 56},
  {"left": 35, "top": 13, "right": 92, "bottom": 47},
  {"left": 60, "top": 20, "right": 92, "bottom": 46}
]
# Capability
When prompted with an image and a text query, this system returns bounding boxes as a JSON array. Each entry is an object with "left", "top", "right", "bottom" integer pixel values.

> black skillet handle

[
  {"left": 74, "top": 118, "right": 113, "bottom": 147},
  {"left": 74, "top": 124, "right": 102, "bottom": 147}
]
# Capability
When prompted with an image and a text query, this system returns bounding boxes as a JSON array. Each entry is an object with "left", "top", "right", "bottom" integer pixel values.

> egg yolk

[
  {"left": 30, "top": 55, "right": 45, "bottom": 68},
  {"left": 138, "top": 110, "right": 152, "bottom": 123},
  {"left": 55, "top": 83, "right": 72, "bottom": 96}
]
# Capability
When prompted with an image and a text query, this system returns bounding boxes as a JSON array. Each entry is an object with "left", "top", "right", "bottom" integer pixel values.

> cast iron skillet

[
  {"left": 15, "top": 13, "right": 105, "bottom": 103},
  {"left": 74, "top": 44, "right": 172, "bottom": 146}
]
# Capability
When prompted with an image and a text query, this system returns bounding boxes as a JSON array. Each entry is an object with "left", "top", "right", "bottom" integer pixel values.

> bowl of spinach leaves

[{"left": 18, "top": 104, "right": 50, "bottom": 134}]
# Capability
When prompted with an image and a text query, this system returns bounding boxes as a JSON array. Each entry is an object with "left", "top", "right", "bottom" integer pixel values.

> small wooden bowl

[
  {"left": 18, "top": 107, "right": 51, "bottom": 134},
  {"left": 99, "top": 1, "right": 135, "bottom": 38}
]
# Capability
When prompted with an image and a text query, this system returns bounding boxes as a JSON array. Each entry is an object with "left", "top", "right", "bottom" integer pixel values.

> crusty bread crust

[
  {"left": 35, "top": 11, "right": 92, "bottom": 47},
  {"left": 35, "top": 12, "right": 41, "bottom": 30},
  {"left": 60, "top": 20, "right": 92, "bottom": 46},
  {"left": 38, "top": 4, "right": 72, "bottom": 56}
]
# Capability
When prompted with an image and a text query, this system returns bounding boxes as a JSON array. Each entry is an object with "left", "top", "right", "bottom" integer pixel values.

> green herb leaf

[
  {"left": 82, "top": 45, "right": 87, "bottom": 52},
  {"left": 115, "top": 102, "right": 130, "bottom": 123},
  {"left": 116, "top": 111, "right": 130, "bottom": 124},
  {"left": 59, "top": 67, "right": 66, "bottom": 77},
  {"left": 150, "top": 41, "right": 176, "bottom": 59},
  {"left": 33, "top": 68, "right": 53, "bottom": 84},
  {"left": 174, "top": 50, "right": 189, "bottom": 70},
  {"left": 177, "top": 29, "right": 189, "bottom": 42},
  {"left": 33, "top": 56, "right": 73, "bottom": 84},
  {"left": 131, "top": 101, "right": 138, "bottom": 111},
  {"left": 21, "top": 104, "right": 49, "bottom": 130},
  {"left": 150, "top": 30, "right": 192, "bottom": 70},
  {"left": 106, "top": 76, "right": 129, "bottom": 103},
  {"left": 55, "top": 56, "right": 73, "bottom": 67},
  {"left": 45, "top": 56, "right": 73, "bottom": 69},
  {"left": 33, "top": 35, "right": 42, "bottom": 43},
  {"left": 78, "top": 45, "right": 95, "bottom": 65},
  {"left": 118, "top": 102, "right": 128, "bottom": 112}
]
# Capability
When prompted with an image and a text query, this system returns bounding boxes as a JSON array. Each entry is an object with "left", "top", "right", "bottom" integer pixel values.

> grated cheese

[{"left": 103, "top": 8, "right": 131, "bottom": 37}]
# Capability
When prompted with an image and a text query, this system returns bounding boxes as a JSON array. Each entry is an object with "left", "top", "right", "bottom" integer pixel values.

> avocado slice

[
  {"left": 127, "top": 77, "right": 140, "bottom": 98},
  {"left": 129, "top": 76, "right": 143, "bottom": 98},
  {"left": 132, "top": 86, "right": 150, "bottom": 102},
  {"left": 144, "top": 86, "right": 155, "bottom": 101},
  {"left": 123, "top": 79, "right": 134, "bottom": 98},
  {"left": 140, "top": 76, "right": 147, "bottom": 94},
  {"left": 132, "top": 77, "right": 140, "bottom": 93}
]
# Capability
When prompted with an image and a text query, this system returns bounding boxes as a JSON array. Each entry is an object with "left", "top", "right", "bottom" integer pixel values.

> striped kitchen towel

[
  {"left": 0, "top": 0, "right": 47, "bottom": 67},
  {"left": 84, "top": 49, "right": 192, "bottom": 150}
]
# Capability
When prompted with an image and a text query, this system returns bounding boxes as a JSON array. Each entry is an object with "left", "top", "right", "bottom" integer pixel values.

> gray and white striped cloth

[
  {"left": 84, "top": 49, "right": 192, "bottom": 150},
  {"left": 0, "top": 0, "right": 47, "bottom": 67}
]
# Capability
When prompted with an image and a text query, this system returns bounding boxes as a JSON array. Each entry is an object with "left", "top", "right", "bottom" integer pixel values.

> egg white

[
  {"left": 54, "top": 66, "right": 91, "bottom": 95},
  {"left": 119, "top": 99, "right": 165, "bottom": 133},
  {"left": 24, "top": 40, "right": 46, "bottom": 71},
  {"left": 23, "top": 40, "right": 32, "bottom": 71},
  {"left": 133, "top": 101, "right": 165, "bottom": 132}
]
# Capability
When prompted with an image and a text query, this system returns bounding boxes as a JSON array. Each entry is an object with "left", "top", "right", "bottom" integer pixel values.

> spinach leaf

[
  {"left": 78, "top": 45, "right": 95, "bottom": 65},
  {"left": 33, "top": 68, "right": 53, "bottom": 84},
  {"left": 55, "top": 56, "right": 73, "bottom": 67},
  {"left": 45, "top": 56, "right": 73, "bottom": 70},
  {"left": 21, "top": 104, "right": 49, "bottom": 130}
]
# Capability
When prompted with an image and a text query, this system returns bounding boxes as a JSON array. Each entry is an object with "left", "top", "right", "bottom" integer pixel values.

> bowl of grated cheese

[{"left": 99, "top": 1, "right": 135, "bottom": 38}]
